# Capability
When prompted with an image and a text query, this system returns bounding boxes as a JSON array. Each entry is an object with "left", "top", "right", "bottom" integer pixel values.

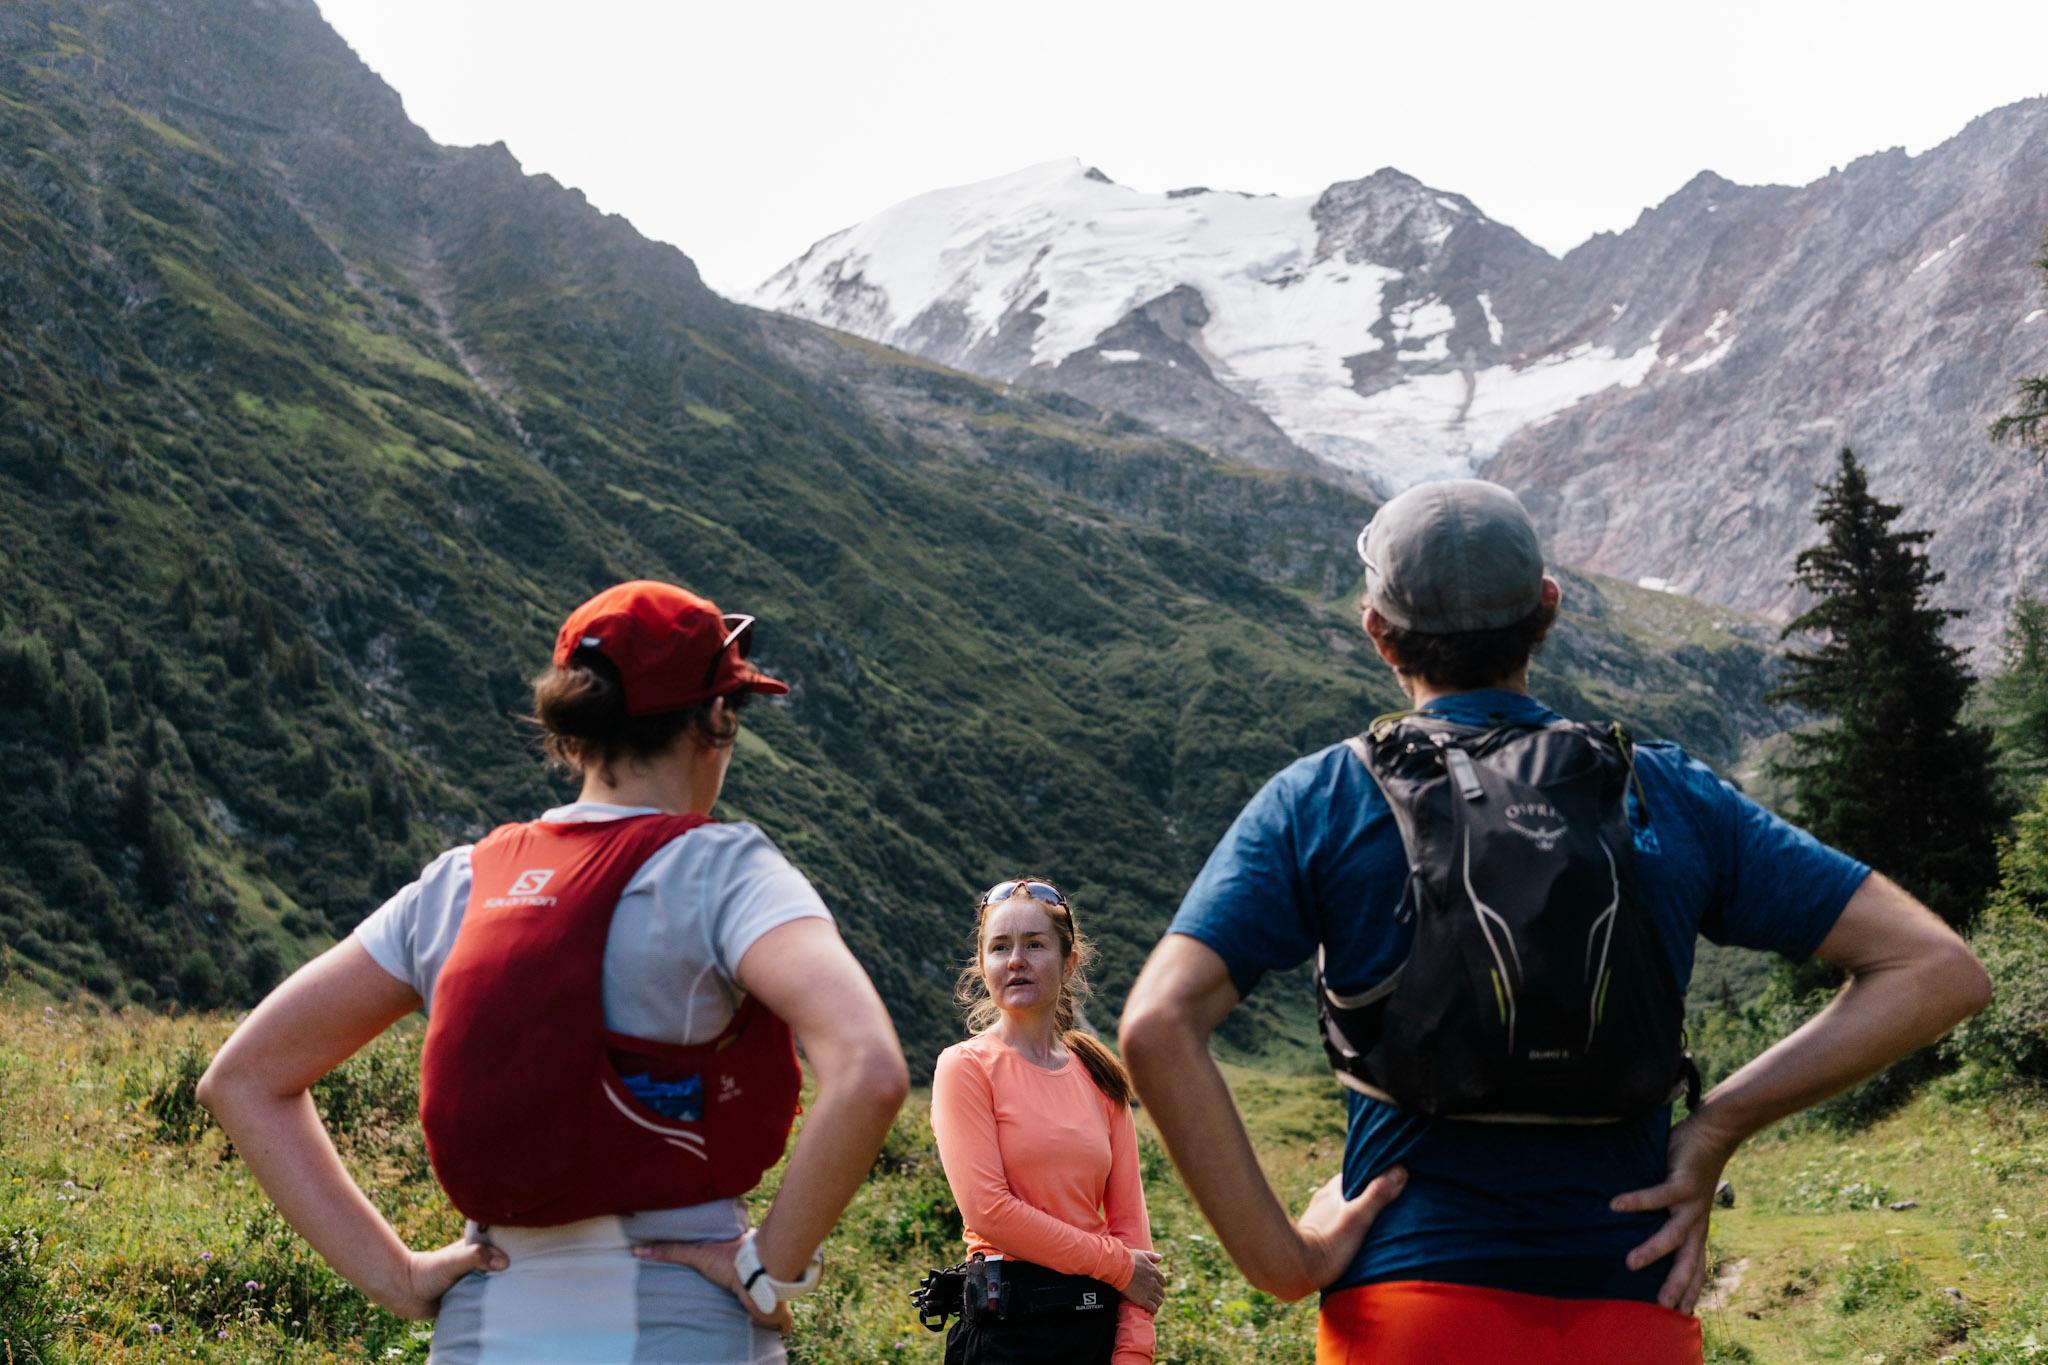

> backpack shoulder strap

[
  {"left": 1341, "top": 723, "right": 1429, "bottom": 906},
  {"left": 1605, "top": 719, "right": 1656, "bottom": 823},
  {"left": 1365, "top": 707, "right": 1421, "bottom": 742}
]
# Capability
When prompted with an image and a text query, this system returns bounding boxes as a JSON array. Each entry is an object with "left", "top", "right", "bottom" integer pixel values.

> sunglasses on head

[
  {"left": 979, "top": 879, "right": 1068, "bottom": 911},
  {"left": 699, "top": 613, "right": 756, "bottom": 692}
]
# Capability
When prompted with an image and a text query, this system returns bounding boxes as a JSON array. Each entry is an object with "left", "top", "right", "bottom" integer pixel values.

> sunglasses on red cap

[{"left": 702, "top": 613, "right": 755, "bottom": 691}]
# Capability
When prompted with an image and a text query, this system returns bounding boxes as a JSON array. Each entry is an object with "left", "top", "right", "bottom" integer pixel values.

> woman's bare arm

[
  {"left": 740, "top": 917, "right": 910, "bottom": 1272},
  {"left": 198, "top": 940, "right": 505, "bottom": 1319},
  {"left": 634, "top": 917, "right": 908, "bottom": 1317}
]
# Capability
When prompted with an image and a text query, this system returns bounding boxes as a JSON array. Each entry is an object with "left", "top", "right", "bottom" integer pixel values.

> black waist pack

[
  {"left": 1318, "top": 714, "right": 1698, "bottom": 1122},
  {"left": 913, "top": 1255, "right": 1118, "bottom": 1330},
  {"left": 912, "top": 1261, "right": 968, "bottom": 1331}
]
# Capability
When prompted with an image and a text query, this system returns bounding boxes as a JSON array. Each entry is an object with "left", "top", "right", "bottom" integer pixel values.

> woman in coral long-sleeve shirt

[{"left": 931, "top": 878, "right": 1162, "bottom": 1365}]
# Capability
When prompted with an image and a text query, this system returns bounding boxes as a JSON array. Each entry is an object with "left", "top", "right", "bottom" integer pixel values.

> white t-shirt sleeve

[
  {"left": 601, "top": 822, "right": 832, "bottom": 1042},
  {"left": 702, "top": 823, "right": 834, "bottom": 978},
  {"left": 351, "top": 845, "right": 473, "bottom": 1004}
]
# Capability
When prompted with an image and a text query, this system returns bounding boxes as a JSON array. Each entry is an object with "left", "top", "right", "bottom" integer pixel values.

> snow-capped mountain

[
  {"left": 752, "top": 158, "right": 1599, "bottom": 488},
  {"left": 750, "top": 104, "right": 2048, "bottom": 645}
]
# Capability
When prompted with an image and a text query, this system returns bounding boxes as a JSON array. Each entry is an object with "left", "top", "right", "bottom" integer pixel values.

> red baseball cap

[{"left": 552, "top": 581, "right": 790, "bottom": 716}]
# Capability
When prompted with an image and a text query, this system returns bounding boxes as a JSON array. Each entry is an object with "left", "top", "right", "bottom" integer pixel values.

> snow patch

[
  {"left": 1434, "top": 196, "right": 1463, "bottom": 213},
  {"left": 2026, "top": 309, "right": 2045, "bottom": 325},
  {"left": 1637, "top": 577, "right": 1675, "bottom": 593},
  {"left": 1287, "top": 334, "right": 1665, "bottom": 487},
  {"left": 1664, "top": 310, "right": 1733, "bottom": 373},
  {"left": 1912, "top": 232, "right": 1969, "bottom": 275},
  {"left": 1097, "top": 349, "right": 1142, "bottom": 363},
  {"left": 1610, "top": 302, "right": 1629, "bottom": 320},
  {"left": 1478, "top": 292, "right": 1503, "bottom": 346},
  {"left": 1390, "top": 297, "right": 1456, "bottom": 363},
  {"left": 1681, "top": 336, "right": 1734, "bottom": 374},
  {"left": 1391, "top": 297, "right": 1456, "bottom": 342}
]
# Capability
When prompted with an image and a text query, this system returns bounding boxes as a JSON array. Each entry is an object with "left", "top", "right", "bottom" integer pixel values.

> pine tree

[
  {"left": 1768, "top": 448, "right": 2006, "bottom": 929},
  {"left": 1991, "top": 229, "right": 2048, "bottom": 459},
  {"left": 1989, "top": 584, "right": 2048, "bottom": 787},
  {"left": 117, "top": 767, "right": 156, "bottom": 846}
]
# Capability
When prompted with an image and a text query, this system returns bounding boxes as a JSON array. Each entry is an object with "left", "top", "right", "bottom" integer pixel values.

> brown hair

[
  {"left": 1376, "top": 599, "right": 1560, "bottom": 691},
  {"left": 530, "top": 648, "right": 744, "bottom": 783},
  {"left": 955, "top": 878, "right": 1133, "bottom": 1108}
]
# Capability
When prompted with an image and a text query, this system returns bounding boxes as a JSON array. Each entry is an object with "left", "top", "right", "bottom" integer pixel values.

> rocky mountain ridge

[{"left": 755, "top": 113, "right": 2048, "bottom": 649}]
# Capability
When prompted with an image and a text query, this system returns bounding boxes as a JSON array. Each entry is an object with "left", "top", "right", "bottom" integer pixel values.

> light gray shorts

[{"left": 429, "top": 1208, "right": 787, "bottom": 1364}]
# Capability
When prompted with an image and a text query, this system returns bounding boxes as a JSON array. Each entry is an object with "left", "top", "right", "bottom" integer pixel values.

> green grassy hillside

[
  {"left": 3, "top": 1005, "right": 2043, "bottom": 1364},
  {"left": 0, "top": 8, "right": 2032, "bottom": 1364},
  {"left": 0, "top": 0, "right": 1794, "bottom": 1066}
]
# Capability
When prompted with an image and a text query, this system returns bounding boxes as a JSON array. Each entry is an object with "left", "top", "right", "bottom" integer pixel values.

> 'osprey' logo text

[{"left": 1504, "top": 803, "right": 1567, "bottom": 852}]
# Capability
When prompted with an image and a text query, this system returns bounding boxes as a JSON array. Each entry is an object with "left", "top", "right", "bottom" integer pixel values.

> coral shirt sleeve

[
  {"left": 929, "top": 1047, "right": 1135, "bottom": 1288},
  {"left": 1103, "top": 1099, "right": 1156, "bottom": 1364}
]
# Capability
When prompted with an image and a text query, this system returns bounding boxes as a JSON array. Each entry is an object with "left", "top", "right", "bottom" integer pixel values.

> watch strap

[{"left": 735, "top": 1228, "right": 822, "bottom": 1309}]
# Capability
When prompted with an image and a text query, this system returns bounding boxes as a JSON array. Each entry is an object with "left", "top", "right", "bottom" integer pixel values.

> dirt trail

[
  {"left": 1698, "top": 1255, "right": 1750, "bottom": 1313},
  {"left": 409, "top": 227, "right": 534, "bottom": 454}
]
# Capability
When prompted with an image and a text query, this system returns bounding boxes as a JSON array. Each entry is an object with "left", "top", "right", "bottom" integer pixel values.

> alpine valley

[
  {"left": 4, "top": 0, "right": 1818, "bottom": 1064},
  {"left": 756, "top": 120, "right": 2048, "bottom": 649}
]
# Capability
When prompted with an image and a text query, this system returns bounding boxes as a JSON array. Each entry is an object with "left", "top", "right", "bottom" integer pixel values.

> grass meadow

[{"left": 2, "top": 1004, "right": 2045, "bottom": 1363}]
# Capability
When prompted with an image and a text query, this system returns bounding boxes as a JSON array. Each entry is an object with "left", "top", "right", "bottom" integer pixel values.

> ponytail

[{"left": 1064, "top": 1029, "right": 1133, "bottom": 1109}]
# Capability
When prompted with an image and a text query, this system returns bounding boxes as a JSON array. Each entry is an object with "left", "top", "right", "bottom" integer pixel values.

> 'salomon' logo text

[{"left": 484, "top": 868, "right": 559, "bottom": 908}]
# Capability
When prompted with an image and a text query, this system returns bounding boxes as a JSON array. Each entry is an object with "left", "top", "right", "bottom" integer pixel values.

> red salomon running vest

[{"left": 419, "top": 813, "right": 801, "bottom": 1226}]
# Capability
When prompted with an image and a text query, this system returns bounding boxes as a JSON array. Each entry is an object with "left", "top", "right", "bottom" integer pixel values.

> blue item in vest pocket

[{"left": 622, "top": 1071, "right": 704, "bottom": 1121}]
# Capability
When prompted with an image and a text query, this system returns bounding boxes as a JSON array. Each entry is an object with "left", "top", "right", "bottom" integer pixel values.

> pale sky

[{"left": 315, "top": 0, "right": 2048, "bottom": 298}]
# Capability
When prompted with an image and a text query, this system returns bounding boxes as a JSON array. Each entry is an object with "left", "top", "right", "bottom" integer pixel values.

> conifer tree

[
  {"left": 1991, "top": 230, "right": 2048, "bottom": 459},
  {"left": 1768, "top": 448, "right": 2005, "bottom": 929},
  {"left": 1989, "top": 584, "right": 2048, "bottom": 787}
]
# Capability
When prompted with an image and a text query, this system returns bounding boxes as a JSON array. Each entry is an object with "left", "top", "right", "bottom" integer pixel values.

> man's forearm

[
  {"left": 1124, "top": 934, "right": 1405, "bottom": 1301},
  {"left": 1693, "top": 945, "right": 1989, "bottom": 1151},
  {"left": 1122, "top": 1013, "right": 1313, "bottom": 1298}
]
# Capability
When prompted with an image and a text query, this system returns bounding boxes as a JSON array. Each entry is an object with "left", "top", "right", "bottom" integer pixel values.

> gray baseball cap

[{"left": 1356, "top": 480, "right": 1546, "bottom": 634}]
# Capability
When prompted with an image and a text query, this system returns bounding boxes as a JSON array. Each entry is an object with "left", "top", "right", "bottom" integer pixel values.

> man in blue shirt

[{"left": 1119, "top": 480, "right": 1991, "bottom": 1363}]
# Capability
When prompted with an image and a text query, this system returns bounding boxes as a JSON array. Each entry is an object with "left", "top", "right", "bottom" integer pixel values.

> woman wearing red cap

[
  {"left": 928, "top": 876, "right": 1160, "bottom": 1364},
  {"left": 200, "top": 581, "right": 909, "bottom": 1363}
]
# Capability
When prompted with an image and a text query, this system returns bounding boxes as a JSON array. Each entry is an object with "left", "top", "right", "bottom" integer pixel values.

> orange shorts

[{"left": 1317, "top": 1279, "right": 1703, "bottom": 1364}]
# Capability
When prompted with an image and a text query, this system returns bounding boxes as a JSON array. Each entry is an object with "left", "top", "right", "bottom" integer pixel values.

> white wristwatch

[{"left": 733, "top": 1229, "right": 824, "bottom": 1314}]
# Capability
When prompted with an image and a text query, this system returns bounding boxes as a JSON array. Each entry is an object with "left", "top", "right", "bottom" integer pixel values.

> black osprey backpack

[{"left": 1317, "top": 713, "right": 1699, "bottom": 1122}]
